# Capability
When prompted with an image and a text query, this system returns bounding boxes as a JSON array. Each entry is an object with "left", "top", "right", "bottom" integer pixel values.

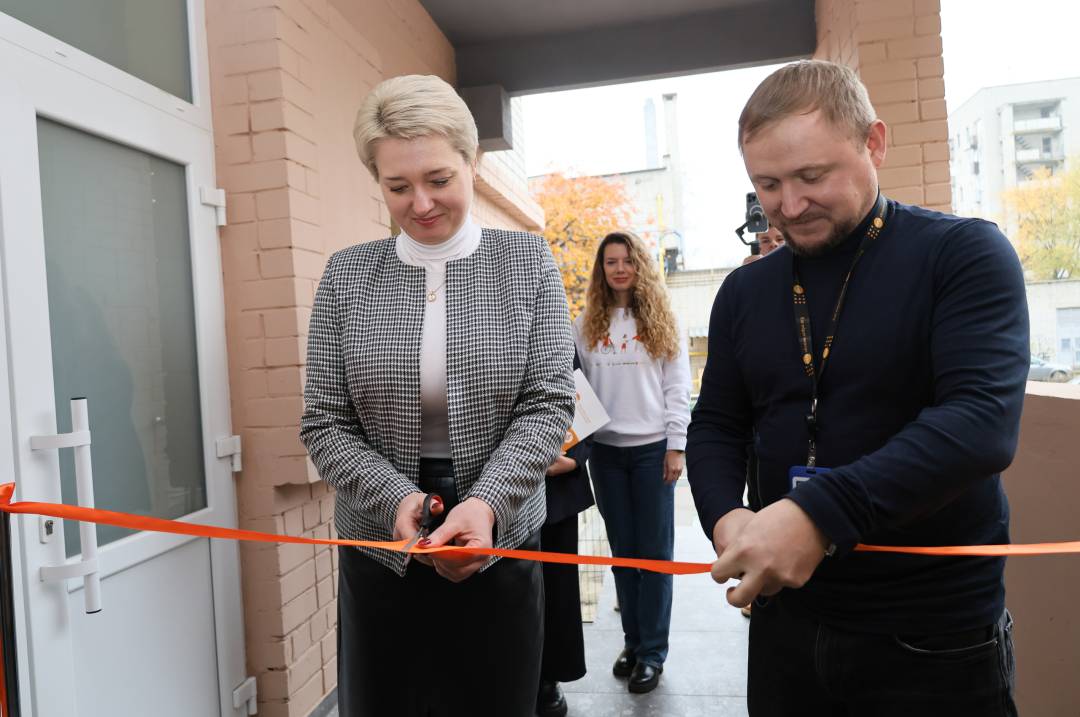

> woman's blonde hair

[
  {"left": 581, "top": 231, "right": 680, "bottom": 361},
  {"left": 353, "top": 74, "right": 479, "bottom": 179}
]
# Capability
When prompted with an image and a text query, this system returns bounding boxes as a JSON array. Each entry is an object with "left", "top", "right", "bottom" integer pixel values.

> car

[
  {"left": 1029, "top": 355, "right": 1072, "bottom": 382},
  {"left": 1068, "top": 375, "right": 1080, "bottom": 386}
]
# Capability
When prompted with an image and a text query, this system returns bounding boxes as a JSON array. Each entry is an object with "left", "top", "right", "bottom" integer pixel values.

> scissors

[{"left": 402, "top": 493, "right": 443, "bottom": 568}]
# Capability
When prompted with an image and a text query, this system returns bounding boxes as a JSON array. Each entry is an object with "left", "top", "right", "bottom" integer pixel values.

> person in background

[
  {"left": 536, "top": 352, "right": 595, "bottom": 717},
  {"left": 574, "top": 230, "right": 692, "bottom": 694},
  {"left": 757, "top": 226, "right": 786, "bottom": 256},
  {"left": 741, "top": 225, "right": 786, "bottom": 265},
  {"left": 301, "top": 73, "right": 574, "bottom": 717}
]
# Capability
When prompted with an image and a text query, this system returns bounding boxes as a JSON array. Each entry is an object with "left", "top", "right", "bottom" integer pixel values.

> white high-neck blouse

[{"left": 395, "top": 216, "right": 482, "bottom": 457}]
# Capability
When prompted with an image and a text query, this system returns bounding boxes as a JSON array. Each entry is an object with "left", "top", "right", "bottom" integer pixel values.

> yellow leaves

[
  {"left": 533, "top": 173, "right": 634, "bottom": 317},
  {"left": 1002, "top": 161, "right": 1080, "bottom": 281}
]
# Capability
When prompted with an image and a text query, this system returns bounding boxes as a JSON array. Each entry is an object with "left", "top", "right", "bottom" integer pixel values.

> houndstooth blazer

[{"left": 300, "top": 227, "right": 575, "bottom": 575}]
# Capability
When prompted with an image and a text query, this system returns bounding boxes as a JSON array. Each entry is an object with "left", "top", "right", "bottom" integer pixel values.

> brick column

[
  {"left": 815, "top": 0, "right": 952, "bottom": 212},
  {"left": 207, "top": 1, "right": 542, "bottom": 714},
  {"left": 207, "top": 1, "right": 343, "bottom": 715}
]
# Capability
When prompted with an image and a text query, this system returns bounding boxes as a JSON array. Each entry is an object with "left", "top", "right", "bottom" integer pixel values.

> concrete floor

[
  {"left": 326, "top": 480, "right": 750, "bottom": 717},
  {"left": 560, "top": 480, "right": 750, "bottom": 717}
]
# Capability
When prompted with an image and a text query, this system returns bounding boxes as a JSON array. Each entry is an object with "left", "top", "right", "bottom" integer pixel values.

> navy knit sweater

[{"left": 687, "top": 198, "right": 1029, "bottom": 634}]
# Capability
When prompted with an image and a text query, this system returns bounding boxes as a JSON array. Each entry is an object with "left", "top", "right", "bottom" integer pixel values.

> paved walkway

[{"left": 561, "top": 479, "right": 749, "bottom": 716}]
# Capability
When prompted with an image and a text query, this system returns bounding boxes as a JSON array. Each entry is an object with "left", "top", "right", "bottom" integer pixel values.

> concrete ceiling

[
  {"left": 417, "top": 0, "right": 817, "bottom": 94},
  {"left": 419, "top": 0, "right": 761, "bottom": 44}
]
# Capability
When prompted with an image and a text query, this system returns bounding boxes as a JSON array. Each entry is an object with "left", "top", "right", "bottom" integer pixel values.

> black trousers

[
  {"left": 748, "top": 594, "right": 1017, "bottom": 716},
  {"left": 337, "top": 537, "right": 544, "bottom": 717},
  {"left": 539, "top": 515, "right": 586, "bottom": 683}
]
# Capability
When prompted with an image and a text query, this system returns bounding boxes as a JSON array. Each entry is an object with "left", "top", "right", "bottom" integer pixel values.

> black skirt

[
  {"left": 539, "top": 514, "right": 586, "bottom": 683},
  {"left": 336, "top": 459, "right": 544, "bottom": 716}
]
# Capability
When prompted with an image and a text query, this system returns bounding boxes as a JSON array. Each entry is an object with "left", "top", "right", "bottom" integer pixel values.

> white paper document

[{"left": 562, "top": 369, "right": 610, "bottom": 452}]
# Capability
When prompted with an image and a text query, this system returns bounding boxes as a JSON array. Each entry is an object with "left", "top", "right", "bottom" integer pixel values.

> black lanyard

[{"left": 792, "top": 194, "right": 888, "bottom": 467}]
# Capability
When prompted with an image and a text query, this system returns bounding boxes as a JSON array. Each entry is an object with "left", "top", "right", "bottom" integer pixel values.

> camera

[
  {"left": 735, "top": 191, "right": 769, "bottom": 252},
  {"left": 745, "top": 192, "right": 768, "bottom": 234}
]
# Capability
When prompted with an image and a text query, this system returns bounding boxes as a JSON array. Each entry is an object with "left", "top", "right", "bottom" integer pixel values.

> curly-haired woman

[{"left": 574, "top": 230, "right": 691, "bottom": 694}]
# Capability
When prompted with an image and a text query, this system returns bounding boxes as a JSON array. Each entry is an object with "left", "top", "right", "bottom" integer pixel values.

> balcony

[
  {"left": 1014, "top": 116, "right": 1062, "bottom": 133},
  {"left": 1016, "top": 148, "right": 1064, "bottom": 163}
]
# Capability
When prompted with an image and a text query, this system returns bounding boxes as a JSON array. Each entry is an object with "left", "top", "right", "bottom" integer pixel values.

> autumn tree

[
  {"left": 1002, "top": 162, "right": 1080, "bottom": 280},
  {"left": 532, "top": 172, "right": 634, "bottom": 317}
]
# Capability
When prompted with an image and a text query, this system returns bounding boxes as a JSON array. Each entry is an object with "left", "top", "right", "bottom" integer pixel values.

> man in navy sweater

[{"left": 687, "top": 61, "right": 1027, "bottom": 715}]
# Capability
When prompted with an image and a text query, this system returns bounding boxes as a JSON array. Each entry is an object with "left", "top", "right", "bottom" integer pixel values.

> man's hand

[
  {"left": 663, "top": 450, "right": 685, "bottom": 484},
  {"left": 546, "top": 455, "right": 577, "bottom": 476},
  {"left": 423, "top": 497, "right": 496, "bottom": 582},
  {"left": 711, "top": 507, "right": 755, "bottom": 556},
  {"left": 709, "top": 499, "right": 830, "bottom": 607}
]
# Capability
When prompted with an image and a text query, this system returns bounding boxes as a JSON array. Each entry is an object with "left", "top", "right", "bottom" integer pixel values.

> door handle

[{"left": 29, "top": 397, "right": 102, "bottom": 614}]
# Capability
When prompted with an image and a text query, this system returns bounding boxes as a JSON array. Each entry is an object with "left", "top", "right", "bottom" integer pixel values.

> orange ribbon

[
  {"left": 0, "top": 484, "right": 711, "bottom": 574},
  {"left": 856, "top": 541, "right": 1080, "bottom": 556},
  {"left": 2, "top": 482, "right": 1080, "bottom": 572},
  {"left": 3, "top": 481, "right": 1080, "bottom": 717},
  {"left": 3, "top": 480, "right": 1080, "bottom": 572}
]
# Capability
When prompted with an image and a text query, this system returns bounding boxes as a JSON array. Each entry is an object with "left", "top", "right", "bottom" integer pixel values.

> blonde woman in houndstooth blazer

[{"left": 300, "top": 75, "right": 575, "bottom": 717}]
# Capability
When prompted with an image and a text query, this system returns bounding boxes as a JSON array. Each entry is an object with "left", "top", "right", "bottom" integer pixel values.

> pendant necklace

[{"left": 426, "top": 278, "right": 447, "bottom": 303}]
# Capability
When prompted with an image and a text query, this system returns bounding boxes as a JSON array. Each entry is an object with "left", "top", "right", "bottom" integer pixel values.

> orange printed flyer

[{"left": 562, "top": 369, "right": 610, "bottom": 452}]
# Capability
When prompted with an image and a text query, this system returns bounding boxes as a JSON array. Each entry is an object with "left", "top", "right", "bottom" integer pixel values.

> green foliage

[{"left": 1003, "top": 162, "right": 1080, "bottom": 280}]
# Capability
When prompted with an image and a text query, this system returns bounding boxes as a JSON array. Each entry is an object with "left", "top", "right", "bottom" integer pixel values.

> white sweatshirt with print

[{"left": 573, "top": 308, "right": 692, "bottom": 450}]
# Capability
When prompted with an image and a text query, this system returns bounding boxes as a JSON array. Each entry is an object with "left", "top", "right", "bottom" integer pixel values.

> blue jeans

[
  {"left": 748, "top": 594, "right": 1017, "bottom": 716},
  {"left": 590, "top": 439, "right": 674, "bottom": 667}
]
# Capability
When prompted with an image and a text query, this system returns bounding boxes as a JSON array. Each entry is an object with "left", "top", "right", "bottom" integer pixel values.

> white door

[
  {"left": 0, "top": 3, "right": 246, "bottom": 716},
  {"left": 1056, "top": 307, "right": 1080, "bottom": 368}
]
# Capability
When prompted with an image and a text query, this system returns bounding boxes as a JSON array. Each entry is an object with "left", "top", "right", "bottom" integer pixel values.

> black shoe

[
  {"left": 536, "top": 680, "right": 567, "bottom": 717},
  {"left": 628, "top": 662, "right": 663, "bottom": 694},
  {"left": 612, "top": 648, "right": 637, "bottom": 678}
]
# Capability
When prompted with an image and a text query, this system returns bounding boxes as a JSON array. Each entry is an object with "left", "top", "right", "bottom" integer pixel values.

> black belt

[
  {"left": 416, "top": 458, "right": 533, "bottom": 548},
  {"left": 418, "top": 458, "right": 458, "bottom": 533}
]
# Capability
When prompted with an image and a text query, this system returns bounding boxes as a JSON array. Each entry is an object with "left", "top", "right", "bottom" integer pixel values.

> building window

[
  {"left": 1043, "top": 137, "right": 1052, "bottom": 154},
  {"left": 1064, "top": 338, "right": 1073, "bottom": 351},
  {"left": 0, "top": 0, "right": 192, "bottom": 101}
]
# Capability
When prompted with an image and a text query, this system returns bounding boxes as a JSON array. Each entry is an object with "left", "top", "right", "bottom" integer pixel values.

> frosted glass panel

[
  {"left": 1, "top": 0, "right": 191, "bottom": 101},
  {"left": 36, "top": 118, "right": 207, "bottom": 557}
]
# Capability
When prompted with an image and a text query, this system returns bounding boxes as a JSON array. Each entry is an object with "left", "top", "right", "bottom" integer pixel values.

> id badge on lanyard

[
  {"left": 788, "top": 464, "right": 832, "bottom": 491},
  {"left": 788, "top": 194, "right": 887, "bottom": 494}
]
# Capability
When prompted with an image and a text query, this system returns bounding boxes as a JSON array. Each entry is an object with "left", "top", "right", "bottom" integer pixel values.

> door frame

[{"left": 0, "top": 3, "right": 245, "bottom": 715}]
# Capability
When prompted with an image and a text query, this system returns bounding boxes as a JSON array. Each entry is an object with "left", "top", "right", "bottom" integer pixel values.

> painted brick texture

[
  {"left": 205, "top": 0, "right": 954, "bottom": 714},
  {"left": 205, "top": 1, "right": 541, "bottom": 715},
  {"left": 815, "top": 0, "right": 953, "bottom": 212}
]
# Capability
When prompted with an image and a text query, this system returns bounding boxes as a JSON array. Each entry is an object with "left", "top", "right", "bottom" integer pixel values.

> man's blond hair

[
  {"left": 738, "top": 60, "right": 876, "bottom": 150},
  {"left": 354, "top": 74, "right": 479, "bottom": 179}
]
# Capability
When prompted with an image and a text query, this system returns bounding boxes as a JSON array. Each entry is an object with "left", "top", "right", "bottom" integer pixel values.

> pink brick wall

[
  {"left": 815, "top": 0, "right": 952, "bottom": 212},
  {"left": 205, "top": 1, "right": 540, "bottom": 715},
  {"left": 204, "top": 1, "right": 952, "bottom": 713}
]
